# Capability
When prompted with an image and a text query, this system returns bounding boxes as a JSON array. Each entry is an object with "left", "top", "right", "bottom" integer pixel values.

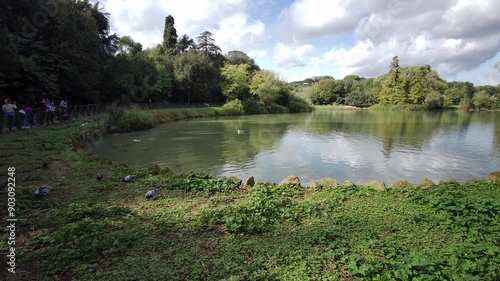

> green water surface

[{"left": 93, "top": 110, "right": 500, "bottom": 184}]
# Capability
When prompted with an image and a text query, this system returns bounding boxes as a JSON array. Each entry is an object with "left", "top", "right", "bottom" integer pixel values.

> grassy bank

[
  {"left": 107, "top": 106, "right": 224, "bottom": 133},
  {"left": 0, "top": 113, "right": 499, "bottom": 280},
  {"left": 314, "top": 105, "right": 367, "bottom": 111}
]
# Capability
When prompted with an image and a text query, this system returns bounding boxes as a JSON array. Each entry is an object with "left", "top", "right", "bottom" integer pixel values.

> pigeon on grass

[
  {"left": 123, "top": 175, "right": 136, "bottom": 182},
  {"left": 145, "top": 188, "right": 159, "bottom": 200},
  {"left": 29, "top": 187, "right": 49, "bottom": 199}
]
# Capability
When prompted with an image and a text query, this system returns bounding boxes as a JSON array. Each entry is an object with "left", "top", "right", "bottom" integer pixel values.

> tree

[
  {"left": 225, "top": 50, "right": 260, "bottom": 72},
  {"left": 310, "top": 78, "right": 336, "bottom": 104},
  {"left": 424, "top": 91, "right": 444, "bottom": 109},
  {"left": 176, "top": 34, "right": 195, "bottom": 54},
  {"left": 444, "top": 81, "right": 475, "bottom": 105},
  {"left": 379, "top": 57, "right": 449, "bottom": 107},
  {"left": 152, "top": 64, "right": 174, "bottom": 101},
  {"left": 344, "top": 91, "right": 379, "bottom": 107},
  {"left": 173, "top": 50, "right": 220, "bottom": 104},
  {"left": 473, "top": 91, "right": 496, "bottom": 110},
  {"left": 197, "top": 31, "right": 221, "bottom": 57},
  {"left": 162, "top": 15, "right": 177, "bottom": 54},
  {"left": 343, "top": 75, "right": 362, "bottom": 81},
  {"left": 390, "top": 56, "right": 400, "bottom": 84},
  {"left": 250, "top": 70, "right": 290, "bottom": 107},
  {"left": 117, "top": 36, "right": 143, "bottom": 55},
  {"left": 220, "top": 63, "right": 251, "bottom": 101}
]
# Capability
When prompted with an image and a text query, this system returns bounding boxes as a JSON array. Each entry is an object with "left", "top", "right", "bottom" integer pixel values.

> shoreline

[
  {"left": 0, "top": 108, "right": 498, "bottom": 280},
  {"left": 72, "top": 107, "right": 498, "bottom": 188}
]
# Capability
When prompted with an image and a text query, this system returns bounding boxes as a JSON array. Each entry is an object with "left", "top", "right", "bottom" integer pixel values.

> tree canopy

[{"left": 0, "top": 5, "right": 495, "bottom": 112}]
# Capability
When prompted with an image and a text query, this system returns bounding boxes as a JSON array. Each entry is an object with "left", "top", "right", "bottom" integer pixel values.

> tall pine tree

[{"left": 162, "top": 15, "right": 177, "bottom": 54}]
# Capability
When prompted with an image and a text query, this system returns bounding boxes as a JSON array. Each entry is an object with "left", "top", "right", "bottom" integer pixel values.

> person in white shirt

[
  {"left": 59, "top": 99, "right": 68, "bottom": 113},
  {"left": 2, "top": 98, "right": 17, "bottom": 131}
]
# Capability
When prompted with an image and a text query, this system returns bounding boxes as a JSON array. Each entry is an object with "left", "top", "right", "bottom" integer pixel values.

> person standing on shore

[
  {"left": 2, "top": 98, "right": 17, "bottom": 131},
  {"left": 59, "top": 98, "right": 68, "bottom": 114}
]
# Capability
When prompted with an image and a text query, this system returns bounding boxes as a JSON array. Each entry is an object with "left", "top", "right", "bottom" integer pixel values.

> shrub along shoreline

[
  {"left": 0, "top": 108, "right": 498, "bottom": 280},
  {"left": 105, "top": 100, "right": 312, "bottom": 133}
]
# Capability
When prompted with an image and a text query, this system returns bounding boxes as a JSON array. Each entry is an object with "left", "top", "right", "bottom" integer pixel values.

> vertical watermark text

[{"left": 6, "top": 167, "right": 17, "bottom": 274}]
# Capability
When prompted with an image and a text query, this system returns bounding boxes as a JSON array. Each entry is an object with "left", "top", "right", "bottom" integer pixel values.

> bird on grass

[
  {"left": 145, "top": 188, "right": 159, "bottom": 200},
  {"left": 237, "top": 129, "right": 244, "bottom": 135},
  {"left": 123, "top": 175, "right": 136, "bottom": 182},
  {"left": 96, "top": 174, "right": 103, "bottom": 180},
  {"left": 29, "top": 187, "right": 49, "bottom": 199},
  {"left": 42, "top": 162, "right": 48, "bottom": 168}
]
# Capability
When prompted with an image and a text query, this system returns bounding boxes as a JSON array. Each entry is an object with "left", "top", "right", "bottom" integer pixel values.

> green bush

[
  {"left": 286, "top": 94, "right": 312, "bottom": 112},
  {"left": 224, "top": 184, "right": 301, "bottom": 234},
  {"left": 344, "top": 91, "right": 379, "bottom": 107},
  {"left": 167, "top": 173, "right": 240, "bottom": 194},
  {"left": 242, "top": 98, "right": 268, "bottom": 114},
  {"left": 459, "top": 98, "right": 473, "bottom": 111},
  {"left": 425, "top": 91, "right": 445, "bottom": 109},
  {"left": 108, "top": 106, "right": 156, "bottom": 132},
  {"left": 268, "top": 104, "right": 289, "bottom": 114},
  {"left": 201, "top": 183, "right": 331, "bottom": 235},
  {"left": 106, "top": 104, "right": 125, "bottom": 128},
  {"left": 473, "top": 91, "right": 496, "bottom": 110},
  {"left": 221, "top": 99, "right": 244, "bottom": 115}
]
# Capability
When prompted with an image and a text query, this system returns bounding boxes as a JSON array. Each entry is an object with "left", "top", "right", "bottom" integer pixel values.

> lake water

[{"left": 93, "top": 109, "right": 500, "bottom": 185}]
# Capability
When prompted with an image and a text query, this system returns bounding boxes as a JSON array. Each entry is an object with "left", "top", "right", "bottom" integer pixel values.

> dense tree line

[
  {"left": 0, "top": 0, "right": 309, "bottom": 113},
  {"left": 304, "top": 56, "right": 500, "bottom": 110},
  {"left": 2, "top": 1, "right": 495, "bottom": 112}
]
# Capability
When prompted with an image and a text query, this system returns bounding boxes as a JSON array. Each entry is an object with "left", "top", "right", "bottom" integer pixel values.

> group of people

[{"left": 1, "top": 98, "right": 70, "bottom": 133}]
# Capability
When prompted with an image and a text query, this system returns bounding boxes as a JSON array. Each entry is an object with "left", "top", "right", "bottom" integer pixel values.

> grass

[
  {"left": 314, "top": 105, "right": 367, "bottom": 110},
  {"left": 0, "top": 110, "right": 499, "bottom": 280},
  {"left": 106, "top": 106, "right": 224, "bottom": 133}
]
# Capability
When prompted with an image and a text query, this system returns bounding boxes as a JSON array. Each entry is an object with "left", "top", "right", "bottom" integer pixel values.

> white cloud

[
  {"left": 96, "top": 0, "right": 500, "bottom": 85},
  {"left": 248, "top": 49, "right": 268, "bottom": 58},
  {"left": 99, "top": 0, "right": 252, "bottom": 48},
  {"left": 212, "top": 13, "right": 265, "bottom": 52},
  {"left": 277, "top": 0, "right": 357, "bottom": 40},
  {"left": 300, "top": 0, "right": 500, "bottom": 82},
  {"left": 273, "top": 43, "right": 313, "bottom": 68}
]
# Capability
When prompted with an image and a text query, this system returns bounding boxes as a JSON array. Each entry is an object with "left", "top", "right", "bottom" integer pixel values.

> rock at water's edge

[
  {"left": 363, "top": 180, "right": 387, "bottom": 191},
  {"left": 464, "top": 178, "right": 482, "bottom": 185},
  {"left": 320, "top": 177, "right": 339, "bottom": 188},
  {"left": 309, "top": 181, "right": 321, "bottom": 189},
  {"left": 419, "top": 178, "right": 436, "bottom": 188},
  {"left": 228, "top": 176, "right": 242, "bottom": 186},
  {"left": 485, "top": 171, "right": 500, "bottom": 183},
  {"left": 280, "top": 175, "right": 301, "bottom": 187},
  {"left": 390, "top": 180, "right": 412, "bottom": 189},
  {"left": 343, "top": 180, "right": 355, "bottom": 187},
  {"left": 243, "top": 176, "right": 255, "bottom": 188}
]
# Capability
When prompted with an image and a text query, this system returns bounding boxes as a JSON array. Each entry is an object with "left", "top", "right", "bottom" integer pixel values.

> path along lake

[{"left": 94, "top": 109, "right": 500, "bottom": 184}]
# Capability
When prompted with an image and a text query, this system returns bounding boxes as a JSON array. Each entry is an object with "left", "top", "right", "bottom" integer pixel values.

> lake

[{"left": 93, "top": 109, "right": 500, "bottom": 185}]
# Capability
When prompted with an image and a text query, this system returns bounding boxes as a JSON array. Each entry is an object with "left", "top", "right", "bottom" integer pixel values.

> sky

[{"left": 96, "top": 0, "right": 500, "bottom": 85}]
